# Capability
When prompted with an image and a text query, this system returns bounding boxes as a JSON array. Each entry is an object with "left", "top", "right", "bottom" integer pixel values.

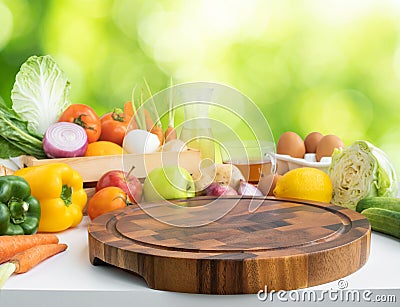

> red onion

[
  {"left": 238, "top": 180, "right": 264, "bottom": 196},
  {"left": 205, "top": 182, "right": 238, "bottom": 196},
  {"left": 43, "top": 122, "right": 88, "bottom": 158}
]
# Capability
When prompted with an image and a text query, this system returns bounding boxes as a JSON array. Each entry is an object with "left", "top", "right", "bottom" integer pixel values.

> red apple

[{"left": 96, "top": 170, "right": 142, "bottom": 203}]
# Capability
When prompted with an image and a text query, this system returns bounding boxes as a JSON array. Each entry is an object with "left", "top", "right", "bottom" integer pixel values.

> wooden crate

[{"left": 20, "top": 149, "right": 201, "bottom": 200}]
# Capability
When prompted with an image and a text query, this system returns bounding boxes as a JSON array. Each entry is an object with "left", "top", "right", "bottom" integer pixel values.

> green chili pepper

[{"left": 0, "top": 175, "right": 41, "bottom": 235}]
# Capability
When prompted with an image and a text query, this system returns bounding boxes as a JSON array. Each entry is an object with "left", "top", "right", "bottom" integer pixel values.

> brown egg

[
  {"left": 316, "top": 135, "right": 345, "bottom": 161},
  {"left": 277, "top": 131, "right": 305, "bottom": 158},
  {"left": 304, "top": 132, "right": 324, "bottom": 153},
  {"left": 258, "top": 173, "right": 282, "bottom": 196}
]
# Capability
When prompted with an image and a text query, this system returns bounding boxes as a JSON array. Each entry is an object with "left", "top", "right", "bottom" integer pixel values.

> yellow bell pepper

[{"left": 14, "top": 163, "right": 87, "bottom": 232}]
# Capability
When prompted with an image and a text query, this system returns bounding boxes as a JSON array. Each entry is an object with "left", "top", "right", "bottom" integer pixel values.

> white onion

[
  {"left": 123, "top": 129, "right": 160, "bottom": 154},
  {"left": 43, "top": 122, "right": 88, "bottom": 158}
]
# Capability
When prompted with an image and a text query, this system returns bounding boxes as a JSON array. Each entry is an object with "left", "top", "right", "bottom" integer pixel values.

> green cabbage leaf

[
  {"left": 328, "top": 140, "right": 398, "bottom": 210},
  {"left": 11, "top": 55, "right": 71, "bottom": 135}
]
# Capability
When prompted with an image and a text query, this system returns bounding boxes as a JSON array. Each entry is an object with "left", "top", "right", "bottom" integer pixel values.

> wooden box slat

[{"left": 20, "top": 149, "right": 201, "bottom": 183}]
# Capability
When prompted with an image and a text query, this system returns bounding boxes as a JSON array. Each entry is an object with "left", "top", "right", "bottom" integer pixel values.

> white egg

[{"left": 123, "top": 129, "right": 161, "bottom": 154}]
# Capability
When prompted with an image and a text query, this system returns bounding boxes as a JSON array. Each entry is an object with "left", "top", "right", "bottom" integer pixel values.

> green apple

[{"left": 143, "top": 166, "right": 195, "bottom": 202}]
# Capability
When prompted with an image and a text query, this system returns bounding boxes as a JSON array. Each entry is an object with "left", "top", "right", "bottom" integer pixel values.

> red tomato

[
  {"left": 86, "top": 187, "right": 128, "bottom": 220},
  {"left": 58, "top": 104, "right": 101, "bottom": 143},
  {"left": 99, "top": 109, "right": 131, "bottom": 146}
]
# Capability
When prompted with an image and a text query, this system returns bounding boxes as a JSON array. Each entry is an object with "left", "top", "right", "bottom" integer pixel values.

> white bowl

[{"left": 274, "top": 153, "right": 331, "bottom": 175}]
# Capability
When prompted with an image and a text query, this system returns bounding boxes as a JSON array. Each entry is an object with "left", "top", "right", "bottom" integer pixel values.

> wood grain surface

[{"left": 88, "top": 196, "right": 370, "bottom": 294}]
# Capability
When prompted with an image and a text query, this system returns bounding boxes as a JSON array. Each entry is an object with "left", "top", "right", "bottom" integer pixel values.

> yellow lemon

[{"left": 273, "top": 167, "right": 333, "bottom": 203}]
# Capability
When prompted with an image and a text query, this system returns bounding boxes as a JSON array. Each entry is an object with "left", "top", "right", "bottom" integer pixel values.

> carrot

[
  {"left": 123, "top": 101, "right": 139, "bottom": 130},
  {"left": 124, "top": 100, "right": 149, "bottom": 128},
  {"left": 165, "top": 126, "right": 177, "bottom": 142},
  {"left": 128, "top": 95, "right": 155, "bottom": 128},
  {"left": 0, "top": 234, "right": 59, "bottom": 264},
  {"left": 144, "top": 110, "right": 155, "bottom": 131},
  {"left": 124, "top": 101, "right": 155, "bottom": 129},
  {"left": 10, "top": 243, "right": 67, "bottom": 274},
  {"left": 151, "top": 125, "right": 164, "bottom": 145},
  {"left": 123, "top": 100, "right": 135, "bottom": 118}
]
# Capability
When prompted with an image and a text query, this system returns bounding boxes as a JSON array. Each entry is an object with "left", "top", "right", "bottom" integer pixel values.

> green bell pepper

[{"left": 0, "top": 175, "right": 40, "bottom": 235}]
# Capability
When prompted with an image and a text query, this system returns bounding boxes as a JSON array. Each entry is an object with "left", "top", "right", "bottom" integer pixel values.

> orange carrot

[
  {"left": 123, "top": 101, "right": 138, "bottom": 130},
  {"left": 165, "top": 126, "right": 177, "bottom": 142},
  {"left": 0, "top": 234, "right": 59, "bottom": 264},
  {"left": 11, "top": 243, "right": 68, "bottom": 274},
  {"left": 124, "top": 100, "right": 154, "bottom": 131},
  {"left": 144, "top": 110, "right": 155, "bottom": 131},
  {"left": 151, "top": 125, "right": 164, "bottom": 145},
  {"left": 123, "top": 100, "right": 135, "bottom": 118}
]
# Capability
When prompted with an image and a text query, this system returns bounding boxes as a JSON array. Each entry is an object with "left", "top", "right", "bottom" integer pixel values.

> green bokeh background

[{"left": 1, "top": 0, "right": 400, "bottom": 172}]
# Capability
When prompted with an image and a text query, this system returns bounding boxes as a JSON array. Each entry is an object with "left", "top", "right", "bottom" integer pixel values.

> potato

[
  {"left": 192, "top": 163, "right": 245, "bottom": 192},
  {"left": 192, "top": 163, "right": 216, "bottom": 192}
]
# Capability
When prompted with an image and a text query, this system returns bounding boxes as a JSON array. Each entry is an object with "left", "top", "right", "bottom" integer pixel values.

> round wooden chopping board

[{"left": 88, "top": 196, "right": 370, "bottom": 294}]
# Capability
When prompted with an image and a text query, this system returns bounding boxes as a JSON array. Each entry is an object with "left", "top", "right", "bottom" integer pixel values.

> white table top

[{"left": 1, "top": 216, "right": 399, "bottom": 307}]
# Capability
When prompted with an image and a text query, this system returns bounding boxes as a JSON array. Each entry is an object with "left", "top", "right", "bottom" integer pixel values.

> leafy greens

[
  {"left": 0, "top": 101, "right": 46, "bottom": 159},
  {"left": 11, "top": 55, "right": 71, "bottom": 135},
  {"left": 328, "top": 140, "right": 398, "bottom": 210}
]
